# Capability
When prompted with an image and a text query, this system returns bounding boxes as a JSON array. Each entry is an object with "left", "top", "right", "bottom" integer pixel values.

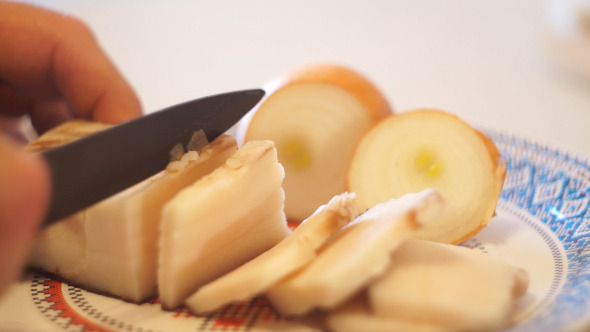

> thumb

[{"left": 0, "top": 135, "right": 50, "bottom": 293}]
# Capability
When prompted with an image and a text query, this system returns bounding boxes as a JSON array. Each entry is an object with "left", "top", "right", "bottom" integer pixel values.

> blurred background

[{"left": 22, "top": 0, "right": 590, "bottom": 154}]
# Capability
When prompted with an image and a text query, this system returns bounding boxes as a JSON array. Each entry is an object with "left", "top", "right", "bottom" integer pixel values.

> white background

[{"left": 22, "top": 0, "right": 590, "bottom": 154}]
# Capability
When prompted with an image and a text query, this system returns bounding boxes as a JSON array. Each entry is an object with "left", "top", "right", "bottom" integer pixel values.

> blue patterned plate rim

[{"left": 482, "top": 127, "right": 590, "bottom": 332}]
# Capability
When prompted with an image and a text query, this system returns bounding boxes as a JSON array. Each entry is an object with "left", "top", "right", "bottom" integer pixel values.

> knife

[{"left": 42, "top": 88, "right": 265, "bottom": 226}]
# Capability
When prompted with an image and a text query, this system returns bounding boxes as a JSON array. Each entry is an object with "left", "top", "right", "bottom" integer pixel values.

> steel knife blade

[{"left": 42, "top": 88, "right": 264, "bottom": 225}]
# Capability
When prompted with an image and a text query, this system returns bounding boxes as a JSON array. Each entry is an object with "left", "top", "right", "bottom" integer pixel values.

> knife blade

[{"left": 42, "top": 88, "right": 264, "bottom": 226}]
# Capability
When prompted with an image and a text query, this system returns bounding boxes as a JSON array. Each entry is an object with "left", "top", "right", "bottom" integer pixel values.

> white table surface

[{"left": 23, "top": 0, "right": 590, "bottom": 155}]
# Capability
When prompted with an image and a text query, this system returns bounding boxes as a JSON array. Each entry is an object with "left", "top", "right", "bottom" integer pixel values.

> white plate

[{"left": 0, "top": 129, "right": 588, "bottom": 332}]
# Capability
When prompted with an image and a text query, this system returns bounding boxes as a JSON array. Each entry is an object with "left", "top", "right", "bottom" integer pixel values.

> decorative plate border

[
  {"left": 31, "top": 278, "right": 110, "bottom": 332},
  {"left": 31, "top": 275, "right": 284, "bottom": 332},
  {"left": 485, "top": 128, "right": 590, "bottom": 332}
]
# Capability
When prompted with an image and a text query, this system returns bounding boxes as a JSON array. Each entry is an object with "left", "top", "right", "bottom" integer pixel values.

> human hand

[{"left": 0, "top": 1, "right": 142, "bottom": 293}]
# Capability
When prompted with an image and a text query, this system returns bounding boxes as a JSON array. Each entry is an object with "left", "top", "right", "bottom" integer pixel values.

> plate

[{"left": 0, "top": 129, "right": 588, "bottom": 332}]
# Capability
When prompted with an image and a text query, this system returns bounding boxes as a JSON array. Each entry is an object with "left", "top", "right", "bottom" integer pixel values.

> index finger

[{"left": 0, "top": 2, "right": 142, "bottom": 123}]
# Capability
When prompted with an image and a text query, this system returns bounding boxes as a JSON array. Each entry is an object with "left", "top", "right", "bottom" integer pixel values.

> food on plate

[
  {"left": 185, "top": 192, "right": 359, "bottom": 314},
  {"left": 28, "top": 121, "right": 238, "bottom": 302},
  {"left": 24, "top": 65, "right": 527, "bottom": 332},
  {"left": 347, "top": 109, "right": 506, "bottom": 244},
  {"left": 364, "top": 237, "right": 528, "bottom": 331},
  {"left": 158, "top": 140, "right": 291, "bottom": 309},
  {"left": 237, "top": 64, "right": 392, "bottom": 222},
  {"left": 265, "top": 189, "right": 444, "bottom": 316}
]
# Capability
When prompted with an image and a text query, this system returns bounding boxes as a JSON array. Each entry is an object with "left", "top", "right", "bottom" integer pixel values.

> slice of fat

[
  {"left": 29, "top": 125, "right": 238, "bottom": 302},
  {"left": 368, "top": 237, "right": 529, "bottom": 331},
  {"left": 25, "top": 120, "right": 113, "bottom": 152},
  {"left": 265, "top": 189, "right": 445, "bottom": 316},
  {"left": 326, "top": 296, "right": 452, "bottom": 332},
  {"left": 185, "top": 192, "right": 359, "bottom": 314},
  {"left": 158, "top": 140, "right": 291, "bottom": 309}
]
